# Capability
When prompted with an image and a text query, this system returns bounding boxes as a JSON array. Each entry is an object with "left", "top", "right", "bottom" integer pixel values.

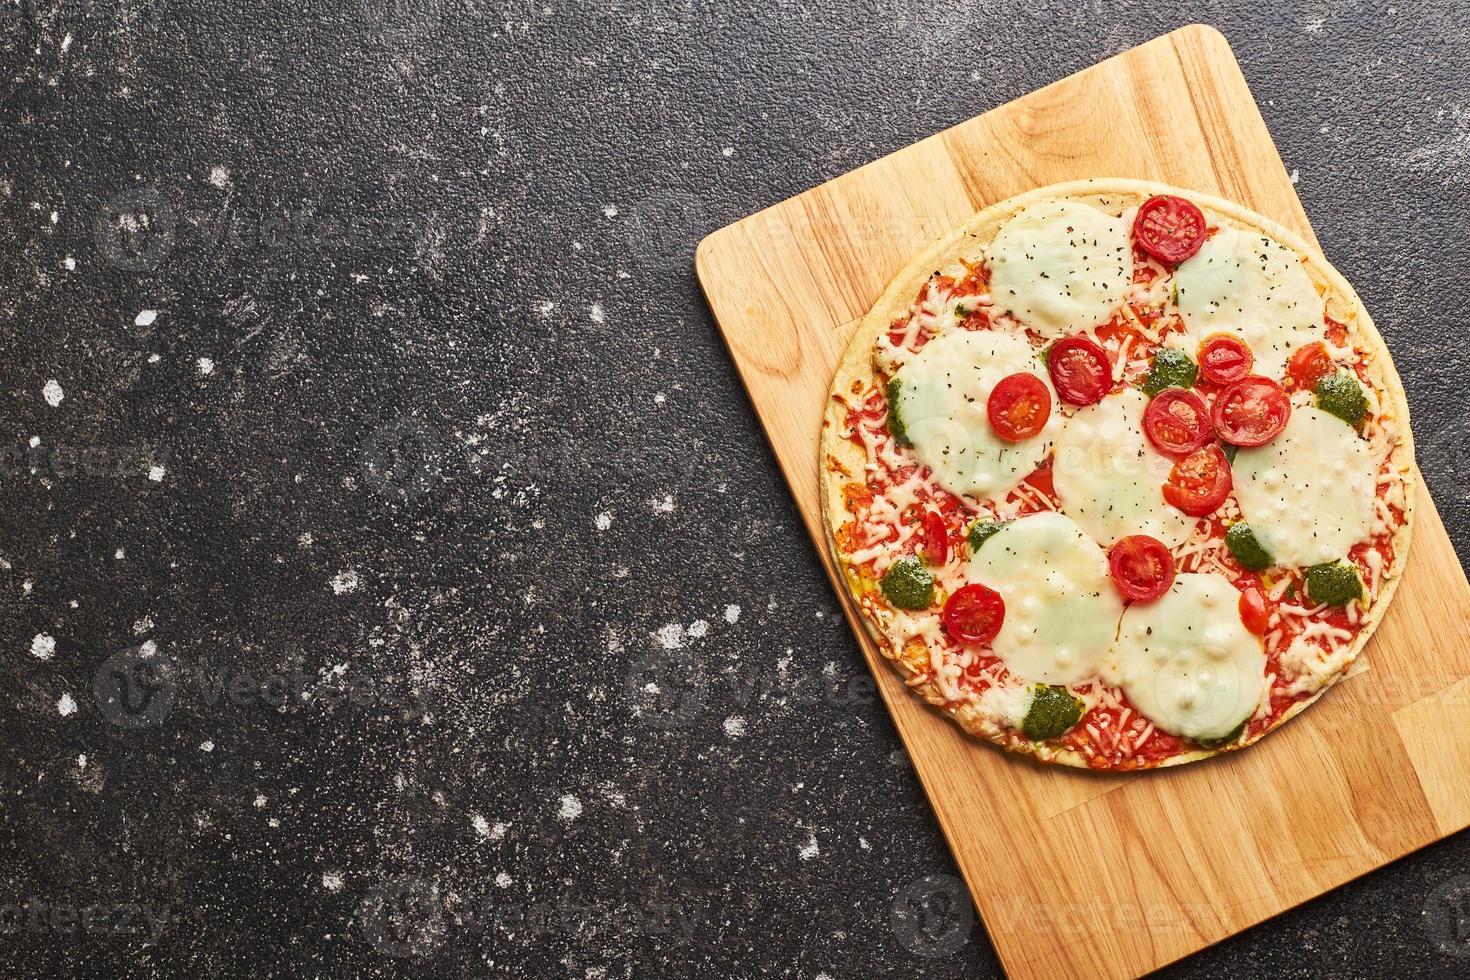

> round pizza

[{"left": 820, "top": 179, "right": 1415, "bottom": 770}]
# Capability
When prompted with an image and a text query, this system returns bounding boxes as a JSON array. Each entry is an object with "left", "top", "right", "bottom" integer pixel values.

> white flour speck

[
  {"left": 723, "top": 604, "right": 741, "bottom": 624},
  {"left": 148, "top": 465, "right": 166, "bottom": 482},
  {"left": 209, "top": 166, "right": 231, "bottom": 188},
  {"left": 61, "top": 32, "right": 73, "bottom": 52},
  {"left": 472, "top": 814, "right": 490, "bottom": 836},
  {"left": 63, "top": 256, "right": 76, "bottom": 270},
  {"left": 601, "top": 204, "right": 619, "bottom": 218},
  {"left": 113, "top": 548, "right": 126, "bottom": 560},
  {"left": 535, "top": 299, "right": 556, "bottom": 318},
  {"left": 687, "top": 620, "right": 709, "bottom": 639},
  {"left": 650, "top": 494, "right": 675, "bottom": 514},
  {"left": 724, "top": 716, "right": 747, "bottom": 737},
  {"left": 330, "top": 570, "right": 359, "bottom": 595},
  {"left": 30, "top": 633, "right": 56, "bottom": 660},
  {"left": 654, "top": 623, "right": 684, "bottom": 649},
  {"left": 490, "top": 821, "right": 508, "bottom": 841},
  {"left": 42, "top": 379, "right": 64, "bottom": 407},
  {"left": 321, "top": 872, "right": 344, "bottom": 892},
  {"left": 57, "top": 693, "right": 77, "bottom": 716},
  {"left": 722, "top": 147, "right": 735, "bottom": 157},
  {"left": 594, "top": 511, "right": 613, "bottom": 532},
  {"left": 78, "top": 754, "right": 86, "bottom": 768},
  {"left": 1289, "top": 168, "right": 1300, "bottom": 185},
  {"left": 653, "top": 392, "right": 667, "bottom": 405},
  {"left": 297, "top": 532, "right": 313, "bottom": 548},
  {"left": 147, "top": 353, "right": 161, "bottom": 363},
  {"left": 798, "top": 834, "right": 820, "bottom": 860},
  {"left": 200, "top": 740, "right": 215, "bottom": 752},
  {"left": 558, "top": 794, "right": 583, "bottom": 821},
  {"left": 1304, "top": 17, "right": 1324, "bottom": 32},
  {"left": 495, "top": 871, "right": 513, "bottom": 888},
  {"left": 590, "top": 302, "right": 605, "bottom": 323},
  {"left": 134, "top": 309, "right": 158, "bottom": 326},
  {"left": 197, "top": 357, "right": 215, "bottom": 375},
  {"left": 254, "top": 794, "right": 267, "bottom": 808}
]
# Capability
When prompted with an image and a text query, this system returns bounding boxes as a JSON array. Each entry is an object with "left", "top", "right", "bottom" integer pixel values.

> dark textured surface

[{"left": 2, "top": 1, "right": 1469, "bottom": 976}]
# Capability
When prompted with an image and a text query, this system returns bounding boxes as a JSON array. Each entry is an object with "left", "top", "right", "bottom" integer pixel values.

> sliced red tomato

[
  {"left": 1287, "top": 341, "right": 1334, "bottom": 390},
  {"left": 1133, "top": 195, "right": 1207, "bottom": 264},
  {"left": 942, "top": 583, "right": 1005, "bottom": 644},
  {"left": 987, "top": 373, "right": 1052, "bottom": 442},
  {"left": 921, "top": 510, "right": 949, "bottom": 566},
  {"left": 1144, "top": 389, "right": 1213, "bottom": 456},
  {"left": 1108, "top": 535, "right": 1176, "bottom": 603},
  {"left": 1198, "top": 333, "right": 1253, "bottom": 385},
  {"left": 1162, "top": 445, "right": 1233, "bottom": 516},
  {"left": 1047, "top": 336, "right": 1112, "bottom": 406},
  {"left": 1238, "top": 585, "right": 1271, "bottom": 635},
  {"left": 1212, "top": 376, "right": 1291, "bottom": 446}
]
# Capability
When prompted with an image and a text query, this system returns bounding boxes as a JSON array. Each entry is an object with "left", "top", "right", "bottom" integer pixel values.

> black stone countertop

[{"left": 3, "top": 2, "right": 1469, "bottom": 977}]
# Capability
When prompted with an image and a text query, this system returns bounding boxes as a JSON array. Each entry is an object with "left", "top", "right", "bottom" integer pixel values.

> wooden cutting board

[{"left": 696, "top": 24, "right": 1470, "bottom": 979}]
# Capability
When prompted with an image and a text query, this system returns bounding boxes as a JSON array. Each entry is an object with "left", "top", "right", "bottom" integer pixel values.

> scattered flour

[
  {"left": 42, "top": 379, "right": 64, "bottom": 407},
  {"left": 57, "top": 693, "right": 77, "bottom": 716},
  {"left": 723, "top": 604, "right": 741, "bottom": 624},
  {"left": 330, "top": 570, "right": 359, "bottom": 595},
  {"left": 723, "top": 716, "right": 747, "bottom": 737},
  {"left": 594, "top": 511, "right": 613, "bottom": 532},
  {"left": 30, "top": 633, "right": 56, "bottom": 660},
  {"left": 558, "top": 794, "right": 583, "bottom": 822}
]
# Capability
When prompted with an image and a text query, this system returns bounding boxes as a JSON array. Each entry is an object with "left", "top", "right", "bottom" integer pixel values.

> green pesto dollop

[
  {"left": 1225, "top": 522, "right": 1272, "bottom": 571},
  {"left": 1141, "top": 347, "right": 1198, "bottom": 396},
  {"left": 1306, "top": 561, "right": 1363, "bottom": 607},
  {"left": 1197, "top": 720, "right": 1246, "bottom": 749},
  {"left": 1313, "top": 371, "right": 1368, "bottom": 427},
  {"left": 880, "top": 556, "right": 934, "bottom": 610},
  {"left": 1022, "top": 685, "right": 1083, "bottom": 741},
  {"left": 966, "top": 519, "right": 1005, "bottom": 553},
  {"left": 885, "top": 377, "right": 911, "bottom": 446}
]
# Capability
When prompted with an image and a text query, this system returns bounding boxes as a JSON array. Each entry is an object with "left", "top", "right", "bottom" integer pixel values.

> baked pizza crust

[{"left": 820, "top": 178, "right": 1416, "bottom": 770}]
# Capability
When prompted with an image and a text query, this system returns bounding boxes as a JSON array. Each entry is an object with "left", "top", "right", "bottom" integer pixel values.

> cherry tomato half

[
  {"left": 987, "top": 373, "right": 1052, "bottom": 443},
  {"left": 1198, "top": 333, "right": 1254, "bottom": 386},
  {"left": 1287, "top": 341, "right": 1334, "bottom": 390},
  {"left": 1108, "top": 535, "right": 1176, "bottom": 603},
  {"left": 1047, "top": 336, "right": 1112, "bottom": 406},
  {"left": 921, "top": 510, "right": 949, "bottom": 566},
  {"left": 1212, "top": 376, "right": 1291, "bottom": 447},
  {"left": 1133, "top": 195, "right": 1207, "bottom": 264},
  {"left": 1162, "top": 445, "right": 1233, "bottom": 517},
  {"left": 1144, "top": 388, "right": 1213, "bottom": 456},
  {"left": 942, "top": 583, "right": 1005, "bottom": 645},
  {"left": 1238, "top": 585, "right": 1271, "bottom": 635}
]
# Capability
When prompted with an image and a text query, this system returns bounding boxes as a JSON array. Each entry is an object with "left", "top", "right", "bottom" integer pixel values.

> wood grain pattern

[{"left": 696, "top": 25, "right": 1470, "bottom": 979}]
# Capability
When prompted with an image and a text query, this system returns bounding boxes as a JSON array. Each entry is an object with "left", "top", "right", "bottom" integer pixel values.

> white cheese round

[
  {"left": 1232, "top": 406, "right": 1376, "bottom": 568},
  {"left": 1051, "top": 387, "right": 1194, "bottom": 548},
  {"left": 968, "top": 512, "right": 1123, "bottom": 686},
  {"left": 1172, "top": 226, "right": 1326, "bottom": 378},
  {"left": 1107, "top": 573, "right": 1266, "bottom": 741},
  {"left": 892, "top": 328, "right": 1060, "bottom": 502},
  {"left": 987, "top": 200, "right": 1134, "bottom": 338}
]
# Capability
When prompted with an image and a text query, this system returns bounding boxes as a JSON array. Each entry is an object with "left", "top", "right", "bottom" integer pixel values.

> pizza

[{"left": 820, "top": 179, "right": 1415, "bottom": 770}]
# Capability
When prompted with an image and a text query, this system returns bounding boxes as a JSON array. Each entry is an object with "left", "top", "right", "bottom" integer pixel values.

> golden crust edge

[{"left": 817, "top": 177, "right": 1417, "bottom": 772}]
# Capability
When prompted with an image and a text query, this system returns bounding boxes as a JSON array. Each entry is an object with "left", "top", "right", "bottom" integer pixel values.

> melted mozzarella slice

[
  {"left": 1172, "top": 226, "right": 1326, "bottom": 378},
  {"left": 1107, "top": 573, "right": 1266, "bottom": 740},
  {"left": 893, "top": 329, "right": 1060, "bottom": 502},
  {"left": 987, "top": 200, "right": 1133, "bottom": 338},
  {"left": 1051, "top": 388, "right": 1194, "bottom": 548},
  {"left": 1232, "top": 406, "right": 1376, "bottom": 567},
  {"left": 968, "top": 512, "right": 1123, "bottom": 686}
]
